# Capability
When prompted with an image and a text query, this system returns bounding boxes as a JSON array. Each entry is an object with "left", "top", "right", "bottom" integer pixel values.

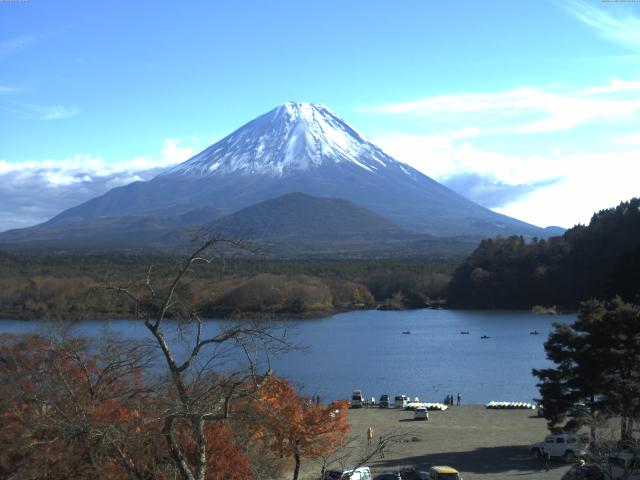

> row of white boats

[
  {"left": 485, "top": 401, "right": 537, "bottom": 409},
  {"left": 406, "top": 402, "right": 449, "bottom": 411}
]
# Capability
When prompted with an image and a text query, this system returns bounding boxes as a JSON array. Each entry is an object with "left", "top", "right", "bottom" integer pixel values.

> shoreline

[{"left": 0, "top": 305, "right": 571, "bottom": 323}]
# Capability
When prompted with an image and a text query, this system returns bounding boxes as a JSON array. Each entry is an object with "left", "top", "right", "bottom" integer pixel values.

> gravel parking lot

[{"left": 298, "top": 405, "right": 571, "bottom": 480}]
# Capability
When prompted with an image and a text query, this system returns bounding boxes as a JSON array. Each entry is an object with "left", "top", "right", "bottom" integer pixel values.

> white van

[
  {"left": 351, "top": 390, "right": 364, "bottom": 408},
  {"left": 531, "top": 433, "right": 589, "bottom": 462},
  {"left": 324, "top": 466, "right": 371, "bottom": 480},
  {"left": 394, "top": 395, "right": 409, "bottom": 409}
]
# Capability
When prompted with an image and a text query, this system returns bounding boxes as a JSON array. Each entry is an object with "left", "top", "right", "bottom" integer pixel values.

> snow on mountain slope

[
  {"left": 30, "top": 101, "right": 551, "bottom": 240},
  {"left": 163, "top": 102, "right": 416, "bottom": 178}
]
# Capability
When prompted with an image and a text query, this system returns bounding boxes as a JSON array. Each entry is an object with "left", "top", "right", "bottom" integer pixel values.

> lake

[{"left": 0, "top": 309, "right": 573, "bottom": 404}]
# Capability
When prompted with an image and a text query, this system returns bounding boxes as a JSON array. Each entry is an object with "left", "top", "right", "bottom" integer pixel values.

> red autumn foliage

[
  {"left": 0, "top": 334, "right": 255, "bottom": 480},
  {"left": 251, "top": 377, "right": 350, "bottom": 480}
]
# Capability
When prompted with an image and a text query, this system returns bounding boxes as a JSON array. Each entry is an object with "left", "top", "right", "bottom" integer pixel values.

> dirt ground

[{"left": 298, "top": 405, "right": 572, "bottom": 480}]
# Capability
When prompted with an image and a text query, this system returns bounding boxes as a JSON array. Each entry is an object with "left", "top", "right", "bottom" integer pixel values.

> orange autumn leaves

[
  {"left": 0, "top": 334, "right": 350, "bottom": 480},
  {"left": 251, "top": 377, "right": 350, "bottom": 480},
  {"left": 0, "top": 334, "right": 163, "bottom": 479}
]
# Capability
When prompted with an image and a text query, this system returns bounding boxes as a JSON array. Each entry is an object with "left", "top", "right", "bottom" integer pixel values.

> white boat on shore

[
  {"left": 485, "top": 400, "right": 536, "bottom": 410},
  {"left": 406, "top": 402, "right": 449, "bottom": 411}
]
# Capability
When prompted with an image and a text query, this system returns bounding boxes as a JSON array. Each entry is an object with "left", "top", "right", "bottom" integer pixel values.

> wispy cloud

[
  {"left": 364, "top": 78, "right": 640, "bottom": 135},
  {"left": 559, "top": 0, "right": 640, "bottom": 50},
  {"left": 494, "top": 147, "right": 640, "bottom": 228},
  {"left": 376, "top": 130, "right": 640, "bottom": 227},
  {"left": 0, "top": 86, "right": 25, "bottom": 94},
  {"left": 37, "top": 104, "right": 80, "bottom": 120},
  {"left": 0, "top": 99, "right": 80, "bottom": 120},
  {"left": 0, "top": 33, "right": 37, "bottom": 60},
  {"left": 369, "top": 77, "right": 640, "bottom": 227},
  {"left": 442, "top": 173, "right": 562, "bottom": 209},
  {"left": 0, "top": 139, "right": 198, "bottom": 232}
]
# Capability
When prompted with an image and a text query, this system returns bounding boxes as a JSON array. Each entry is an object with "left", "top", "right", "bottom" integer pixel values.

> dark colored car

[
  {"left": 379, "top": 394, "right": 390, "bottom": 408},
  {"left": 373, "top": 474, "right": 398, "bottom": 480},
  {"left": 561, "top": 464, "right": 604, "bottom": 480}
]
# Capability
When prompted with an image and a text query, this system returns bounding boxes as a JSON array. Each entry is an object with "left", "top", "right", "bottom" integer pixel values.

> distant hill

[
  {"left": 0, "top": 192, "right": 479, "bottom": 258},
  {"left": 212, "top": 192, "right": 404, "bottom": 239},
  {"left": 446, "top": 197, "right": 640, "bottom": 308},
  {"left": 209, "top": 192, "right": 479, "bottom": 257}
]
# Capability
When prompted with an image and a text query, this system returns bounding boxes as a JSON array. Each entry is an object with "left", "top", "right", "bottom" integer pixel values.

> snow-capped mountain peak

[
  {"left": 164, "top": 102, "right": 412, "bottom": 178},
  {"left": 30, "top": 102, "right": 550, "bottom": 241}
]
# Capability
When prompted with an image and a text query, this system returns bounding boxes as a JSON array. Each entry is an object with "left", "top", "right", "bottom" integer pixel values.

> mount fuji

[{"left": 1, "top": 102, "right": 556, "bottom": 253}]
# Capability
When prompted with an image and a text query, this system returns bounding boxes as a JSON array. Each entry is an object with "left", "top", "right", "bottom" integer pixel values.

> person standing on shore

[
  {"left": 457, "top": 393, "right": 461, "bottom": 406},
  {"left": 367, "top": 426, "right": 373, "bottom": 445},
  {"left": 542, "top": 447, "right": 550, "bottom": 471},
  {"left": 378, "top": 437, "right": 385, "bottom": 458}
]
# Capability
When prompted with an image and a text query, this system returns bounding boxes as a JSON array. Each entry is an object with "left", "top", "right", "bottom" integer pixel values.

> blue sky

[{"left": 1, "top": 0, "right": 639, "bottom": 231}]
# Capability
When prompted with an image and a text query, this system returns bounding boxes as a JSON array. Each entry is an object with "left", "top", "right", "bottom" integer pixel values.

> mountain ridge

[{"left": 2, "top": 102, "right": 559, "bottom": 252}]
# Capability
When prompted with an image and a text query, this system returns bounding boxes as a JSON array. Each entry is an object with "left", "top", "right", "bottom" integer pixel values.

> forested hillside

[
  {"left": 447, "top": 198, "right": 640, "bottom": 308},
  {"left": 0, "top": 253, "right": 453, "bottom": 320}
]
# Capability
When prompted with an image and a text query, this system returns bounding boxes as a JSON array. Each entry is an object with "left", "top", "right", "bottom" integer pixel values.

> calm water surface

[{"left": 0, "top": 309, "right": 573, "bottom": 404}]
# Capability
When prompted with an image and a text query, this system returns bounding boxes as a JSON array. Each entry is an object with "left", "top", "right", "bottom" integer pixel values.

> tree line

[
  {"left": 447, "top": 198, "right": 640, "bottom": 309},
  {"left": 0, "top": 253, "right": 454, "bottom": 320}
]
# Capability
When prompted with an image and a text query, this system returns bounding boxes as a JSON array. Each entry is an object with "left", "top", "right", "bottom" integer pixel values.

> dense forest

[
  {"left": 3, "top": 198, "right": 639, "bottom": 319},
  {"left": 0, "top": 253, "right": 454, "bottom": 320},
  {"left": 447, "top": 198, "right": 640, "bottom": 308}
]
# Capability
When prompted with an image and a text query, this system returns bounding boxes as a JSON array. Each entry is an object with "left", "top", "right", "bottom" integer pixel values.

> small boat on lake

[
  {"left": 530, "top": 330, "right": 539, "bottom": 335},
  {"left": 460, "top": 330, "right": 470, "bottom": 335},
  {"left": 402, "top": 330, "right": 411, "bottom": 335},
  {"left": 480, "top": 335, "right": 490, "bottom": 339}
]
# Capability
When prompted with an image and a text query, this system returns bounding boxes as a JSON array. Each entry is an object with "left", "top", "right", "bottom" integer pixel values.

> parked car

[
  {"left": 351, "top": 390, "right": 364, "bottom": 409},
  {"left": 374, "top": 469, "right": 428, "bottom": 480},
  {"left": 394, "top": 395, "right": 409, "bottom": 409},
  {"left": 561, "top": 463, "right": 604, "bottom": 480},
  {"left": 325, "top": 466, "right": 371, "bottom": 480},
  {"left": 414, "top": 407, "right": 429, "bottom": 420},
  {"left": 607, "top": 452, "right": 640, "bottom": 480},
  {"left": 379, "top": 394, "right": 390, "bottom": 408},
  {"left": 531, "top": 433, "right": 589, "bottom": 463},
  {"left": 427, "top": 466, "right": 463, "bottom": 480},
  {"left": 373, "top": 474, "right": 396, "bottom": 480}
]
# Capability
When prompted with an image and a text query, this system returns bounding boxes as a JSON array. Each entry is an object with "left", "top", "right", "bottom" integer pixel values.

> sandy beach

[{"left": 298, "top": 405, "right": 571, "bottom": 480}]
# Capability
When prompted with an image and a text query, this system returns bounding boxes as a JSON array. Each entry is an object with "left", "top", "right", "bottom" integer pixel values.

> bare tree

[
  {"left": 317, "top": 432, "right": 411, "bottom": 479},
  {"left": 586, "top": 436, "right": 640, "bottom": 480},
  {"left": 109, "top": 237, "right": 291, "bottom": 480}
]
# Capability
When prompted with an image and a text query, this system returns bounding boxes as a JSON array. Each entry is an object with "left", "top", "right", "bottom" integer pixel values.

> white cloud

[
  {"left": 495, "top": 148, "right": 640, "bottom": 227},
  {"left": 0, "top": 86, "right": 23, "bottom": 94},
  {"left": 370, "top": 78, "right": 640, "bottom": 228},
  {"left": 364, "top": 78, "right": 640, "bottom": 135},
  {"left": 37, "top": 104, "right": 80, "bottom": 120},
  {"left": 0, "top": 99, "right": 81, "bottom": 120},
  {"left": 376, "top": 133, "right": 557, "bottom": 185},
  {"left": 0, "top": 138, "right": 197, "bottom": 232},
  {"left": 376, "top": 128, "right": 640, "bottom": 228},
  {"left": 11, "top": 101, "right": 79, "bottom": 120},
  {"left": 559, "top": 0, "right": 640, "bottom": 50},
  {"left": 618, "top": 132, "right": 640, "bottom": 145}
]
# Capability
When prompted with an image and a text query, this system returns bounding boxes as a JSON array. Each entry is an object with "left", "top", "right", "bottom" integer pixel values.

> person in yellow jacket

[{"left": 367, "top": 426, "right": 373, "bottom": 445}]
